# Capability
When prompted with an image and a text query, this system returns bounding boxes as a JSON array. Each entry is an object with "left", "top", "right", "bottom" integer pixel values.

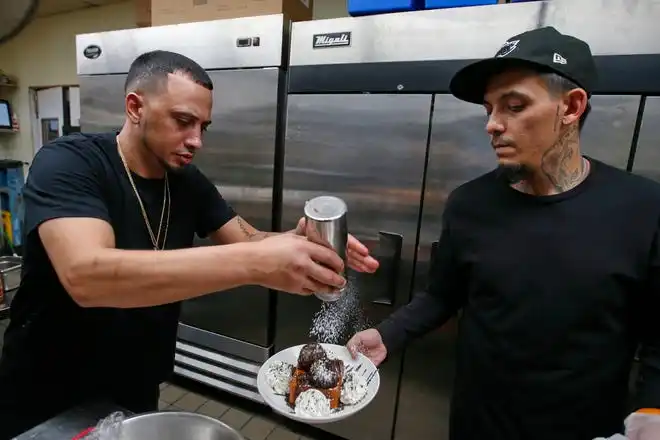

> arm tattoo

[{"left": 236, "top": 216, "right": 275, "bottom": 242}]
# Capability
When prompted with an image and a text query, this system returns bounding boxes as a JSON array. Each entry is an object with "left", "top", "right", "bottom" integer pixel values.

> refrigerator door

[
  {"left": 580, "top": 95, "right": 642, "bottom": 169},
  {"left": 394, "top": 94, "right": 494, "bottom": 440},
  {"left": 178, "top": 68, "right": 281, "bottom": 350},
  {"left": 276, "top": 93, "right": 432, "bottom": 440},
  {"left": 631, "top": 97, "right": 660, "bottom": 180},
  {"left": 78, "top": 74, "right": 126, "bottom": 133}
]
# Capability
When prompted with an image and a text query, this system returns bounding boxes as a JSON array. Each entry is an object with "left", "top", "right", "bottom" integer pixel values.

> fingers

[
  {"left": 347, "top": 248, "right": 380, "bottom": 273},
  {"left": 301, "top": 287, "right": 315, "bottom": 296},
  {"left": 294, "top": 217, "right": 306, "bottom": 236},
  {"left": 303, "top": 275, "right": 340, "bottom": 295},
  {"left": 347, "top": 234, "right": 370, "bottom": 255},
  {"left": 305, "top": 241, "right": 345, "bottom": 274},
  {"left": 347, "top": 250, "right": 371, "bottom": 273},
  {"left": 347, "top": 336, "right": 362, "bottom": 359},
  {"left": 304, "top": 259, "right": 346, "bottom": 290}
]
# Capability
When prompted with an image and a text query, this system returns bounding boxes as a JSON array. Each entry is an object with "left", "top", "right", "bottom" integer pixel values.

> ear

[
  {"left": 562, "top": 88, "right": 588, "bottom": 126},
  {"left": 125, "top": 92, "right": 144, "bottom": 125}
]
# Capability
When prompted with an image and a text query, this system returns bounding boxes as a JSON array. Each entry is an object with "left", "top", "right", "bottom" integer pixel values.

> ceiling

[{"left": 36, "top": 0, "right": 127, "bottom": 17}]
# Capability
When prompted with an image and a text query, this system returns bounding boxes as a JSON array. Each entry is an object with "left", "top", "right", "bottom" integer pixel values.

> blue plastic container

[
  {"left": 425, "top": 0, "right": 498, "bottom": 9},
  {"left": 0, "top": 160, "right": 25, "bottom": 249},
  {"left": 348, "top": 0, "right": 424, "bottom": 16}
]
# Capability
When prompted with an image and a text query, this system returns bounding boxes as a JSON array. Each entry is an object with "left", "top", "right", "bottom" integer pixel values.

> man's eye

[{"left": 509, "top": 105, "right": 525, "bottom": 113}]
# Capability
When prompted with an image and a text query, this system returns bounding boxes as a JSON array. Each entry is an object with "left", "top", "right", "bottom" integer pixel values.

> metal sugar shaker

[{"left": 303, "top": 195, "right": 348, "bottom": 302}]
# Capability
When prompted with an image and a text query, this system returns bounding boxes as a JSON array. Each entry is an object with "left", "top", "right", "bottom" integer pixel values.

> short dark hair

[
  {"left": 540, "top": 72, "right": 591, "bottom": 131},
  {"left": 124, "top": 50, "right": 213, "bottom": 93}
]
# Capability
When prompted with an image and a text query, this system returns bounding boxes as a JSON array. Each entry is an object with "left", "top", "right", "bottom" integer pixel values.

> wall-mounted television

[{"left": 0, "top": 100, "right": 13, "bottom": 130}]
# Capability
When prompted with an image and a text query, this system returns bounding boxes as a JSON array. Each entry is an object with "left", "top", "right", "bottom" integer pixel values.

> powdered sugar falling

[{"left": 309, "top": 274, "right": 370, "bottom": 345}]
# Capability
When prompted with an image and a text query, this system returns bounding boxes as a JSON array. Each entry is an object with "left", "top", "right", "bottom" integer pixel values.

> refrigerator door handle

[
  {"left": 429, "top": 240, "right": 439, "bottom": 277},
  {"left": 371, "top": 231, "right": 403, "bottom": 306}
]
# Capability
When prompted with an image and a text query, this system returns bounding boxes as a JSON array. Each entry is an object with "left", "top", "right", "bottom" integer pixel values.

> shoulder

[
  {"left": 445, "top": 169, "right": 501, "bottom": 213},
  {"left": 31, "top": 132, "right": 115, "bottom": 174},
  {"left": 591, "top": 159, "right": 660, "bottom": 206}
]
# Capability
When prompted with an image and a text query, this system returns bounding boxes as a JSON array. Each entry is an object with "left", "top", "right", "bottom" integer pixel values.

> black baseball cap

[{"left": 449, "top": 26, "right": 598, "bottom": 104}]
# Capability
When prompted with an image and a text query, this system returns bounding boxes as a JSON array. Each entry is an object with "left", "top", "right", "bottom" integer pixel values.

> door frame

[{"left": 29, "top": 85, "right": 81, "bottom": 156}]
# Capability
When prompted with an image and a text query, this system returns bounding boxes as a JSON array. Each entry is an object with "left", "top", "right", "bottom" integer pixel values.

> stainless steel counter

[{"left": 14, "top": 402, "right": 130, "bottom": 440}]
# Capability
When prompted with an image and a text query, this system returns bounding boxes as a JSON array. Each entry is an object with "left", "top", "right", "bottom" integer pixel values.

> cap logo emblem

[
  {"left": 495, "top": 39, "right": 519, "bottom": 58},
  {"left": 553, "top": 53, "right": 567, "bottom": 65}
]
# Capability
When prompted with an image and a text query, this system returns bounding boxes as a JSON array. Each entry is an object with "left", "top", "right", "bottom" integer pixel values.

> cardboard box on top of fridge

[
  {"left": 135, "top": 0, "right": 151, "bottom": 27},
  {"left": 150, "top": 0, "right": 314, "bottom": 26}
]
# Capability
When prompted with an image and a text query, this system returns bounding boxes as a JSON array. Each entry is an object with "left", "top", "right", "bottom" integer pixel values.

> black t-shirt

[
  {"left": 378, "top": 158, "right": 660, "bottom": 440},
  {"left": 0, "top": 132, "right": 235, "bottom": 405}
]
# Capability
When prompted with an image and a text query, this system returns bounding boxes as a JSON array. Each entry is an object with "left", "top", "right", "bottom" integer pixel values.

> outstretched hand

[{"left": 295, "top": 217, "right": 380, "bottom": 274}]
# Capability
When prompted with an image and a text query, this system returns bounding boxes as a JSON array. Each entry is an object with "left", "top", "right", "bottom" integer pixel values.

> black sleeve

[
  {"left": 376, "top": 194, "right": 468, "bottom": 355},
  {"left": 23, "top": 140, "right": 111, "bottom": 236},
  {"left": 190, "top": 166, "right": 237, "bottom": 238},
  {"left": 633, "top": 219, "right": 660, "bottom": 410}
]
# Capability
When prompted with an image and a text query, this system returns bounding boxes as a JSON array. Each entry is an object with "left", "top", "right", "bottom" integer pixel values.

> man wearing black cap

[{"left": 348, "top": 27, "right": 660, "bottom": 440}]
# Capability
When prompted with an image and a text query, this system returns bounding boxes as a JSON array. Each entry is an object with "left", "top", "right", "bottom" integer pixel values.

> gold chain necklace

[{"left": 116, "top": 136, "right": 171, "bottom": 250}]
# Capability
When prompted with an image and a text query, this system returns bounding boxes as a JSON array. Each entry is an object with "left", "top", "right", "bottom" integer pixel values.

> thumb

[{"left": 347, "top": 337, "right": 361, "bottom": 360}]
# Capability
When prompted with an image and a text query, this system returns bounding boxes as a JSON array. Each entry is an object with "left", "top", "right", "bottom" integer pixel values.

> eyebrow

[
  {"left": 171, "top": 110, "right": 212, "bottom": 127},
  {"left": 483, "top": 90, "right": 529, "bottom": 106}
]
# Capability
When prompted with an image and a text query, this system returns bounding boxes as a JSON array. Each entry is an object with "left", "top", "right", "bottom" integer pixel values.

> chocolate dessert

[
  {"left": 310, "top": 358, "right": 344, "bottom": 389},
  {"left": 297, "top": 343, "right": 327, "bottom": 371},
  {"left": 288, "top": 344, "right": 344, "bottom": 410}
]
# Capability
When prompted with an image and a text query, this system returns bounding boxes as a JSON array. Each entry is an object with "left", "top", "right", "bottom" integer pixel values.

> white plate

[{"left": 257, "top": 343, "right": 380, "bottom": 425}]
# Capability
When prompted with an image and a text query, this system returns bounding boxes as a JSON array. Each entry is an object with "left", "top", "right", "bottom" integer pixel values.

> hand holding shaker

[{"left": 304, "top": 195, "right": 348, "bottom": 302}]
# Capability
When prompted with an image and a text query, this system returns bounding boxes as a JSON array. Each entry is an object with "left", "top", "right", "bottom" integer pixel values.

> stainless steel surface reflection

[
  {"left": 304, "top": 195, "right": 348, "bottom": 302},
  {"left": 276, "top": 93, "right": 431, "bottom": 440},
  {"left": 631, "top": 97, "right": 660, "bottom": 181},
  {"left": 121, "top": 412, "right": 244, "bottom": 440},
  {"left": 580, "top": 95, "right": 642, "bottom": 168},
  {"left": 395, "top": 94, "right": 493, "bottom": 440}
]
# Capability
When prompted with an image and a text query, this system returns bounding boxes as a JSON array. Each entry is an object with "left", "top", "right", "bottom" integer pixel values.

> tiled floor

[{"left": 0, "top": 318, "right": 342, "bottom": 440}]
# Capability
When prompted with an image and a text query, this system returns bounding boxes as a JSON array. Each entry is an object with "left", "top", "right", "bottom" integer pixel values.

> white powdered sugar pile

[{"left": 309, "top": 276, "right": 370, "bottom": 345}]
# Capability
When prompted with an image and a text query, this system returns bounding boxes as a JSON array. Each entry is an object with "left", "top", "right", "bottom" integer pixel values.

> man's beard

[
  {"left": 497, "top": 163, "right": 532, "bottom": 184},
  {"left": 140, "top": 122, "right": 187, "bottom": 175}
]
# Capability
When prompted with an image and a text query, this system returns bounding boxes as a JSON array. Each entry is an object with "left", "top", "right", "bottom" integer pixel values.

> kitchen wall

[{"left": 0, "top": 0, "right": 349, "bottom": 166}]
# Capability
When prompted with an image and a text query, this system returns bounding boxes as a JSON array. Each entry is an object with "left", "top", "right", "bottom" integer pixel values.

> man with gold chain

[{"left": 0, "top": 50, "right": 379, "bottom": 438}]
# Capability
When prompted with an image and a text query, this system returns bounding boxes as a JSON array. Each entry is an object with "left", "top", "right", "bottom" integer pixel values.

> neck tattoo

[{"left": 513, "top": 124, "right": 590, "bottom": 195}]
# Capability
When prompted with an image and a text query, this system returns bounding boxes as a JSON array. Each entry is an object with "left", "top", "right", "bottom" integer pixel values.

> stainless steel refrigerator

[
  {"left": 76, "top": 14, "right": 290, "bottom": 403},
  {"left": 275, "top": 1, "right": 660, "bottom": 439},
  {"left": 275, "top": 4, "right": 544, "bottom": 440}
]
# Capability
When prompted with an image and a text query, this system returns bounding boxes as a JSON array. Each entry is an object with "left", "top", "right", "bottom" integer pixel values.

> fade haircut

[
  {"left": 540, "top": 72, "right": 591, "bottom": 132},
  {"left": 124, "top": 50, "right": 213, "bottom": 94}
]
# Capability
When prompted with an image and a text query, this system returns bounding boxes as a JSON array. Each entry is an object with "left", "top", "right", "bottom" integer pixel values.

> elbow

[{"left": 61, "top": 260, "right": 100, "bottom": 308}]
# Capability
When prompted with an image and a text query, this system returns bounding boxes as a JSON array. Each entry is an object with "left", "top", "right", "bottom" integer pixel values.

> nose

[
  {"left": 185, "top": 134, "right": 203, "bottom": 150},
  {"left": 486, "top": 114, "right": 505, "bottom": 136}
]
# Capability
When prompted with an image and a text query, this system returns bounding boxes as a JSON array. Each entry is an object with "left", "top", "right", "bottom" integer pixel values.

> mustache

[{"left": 491, "top": 139, "right": 514, "bottom": 149}]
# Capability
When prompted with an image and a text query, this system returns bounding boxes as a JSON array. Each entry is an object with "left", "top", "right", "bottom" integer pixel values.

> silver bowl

[{"left": 120, "top": 411, "right": 245, "bottom": 440}]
